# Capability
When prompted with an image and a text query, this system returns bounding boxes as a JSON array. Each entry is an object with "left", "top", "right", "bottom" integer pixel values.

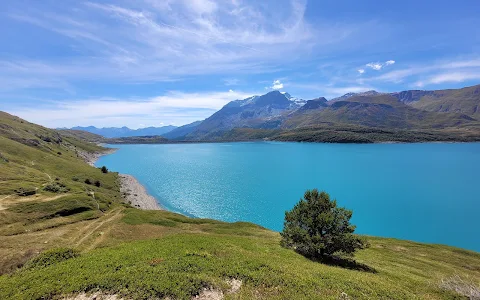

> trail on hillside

[
  {"left": 0, "top": 195, "right": 12, "bottom": 210},
  {"left": 73, "top": 208, "right": 123, "bottom": 248}
]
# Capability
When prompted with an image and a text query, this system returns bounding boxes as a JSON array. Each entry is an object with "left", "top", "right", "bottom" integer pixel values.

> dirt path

[
  {"left": 73, "top": 208, "right": 123, "bottom": 248},
  {"left": 0, "top": 193, "right": 70, "bottom": 211},
  {"left": 0, "top": 195, "right": 12, "bottom": 210},
  {"left": 44, "top": 172, "right": 52, "bottom": 181}
]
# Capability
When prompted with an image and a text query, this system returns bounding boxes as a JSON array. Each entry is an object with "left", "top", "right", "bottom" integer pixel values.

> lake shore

[
  {"left": 83, "top": 148, "right": 162, "bottom": 210},
  {"left": 78, "top": 148, "right": 118, "bottom": 167},
  {"left": 118, "top": 174, "right": 162, "bottom": 210}
]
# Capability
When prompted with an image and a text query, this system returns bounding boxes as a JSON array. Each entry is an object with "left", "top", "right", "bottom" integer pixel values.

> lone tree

[
  {"left": 100, "top": 166, "right": 108, "bottom": 174},
  {"left": 281, "top": 189, "right": 367, "bottom": 259}
]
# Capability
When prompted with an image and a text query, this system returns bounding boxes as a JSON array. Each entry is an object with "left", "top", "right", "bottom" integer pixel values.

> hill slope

[
  {"left": 163, "top": 120, "right": 202, "bottom": 139},
  {"left": 283, "top": 94, "right": 477, "bottom": 129},
  {"left": 0, "top": 111, "right": 122, "bottom": 272},
  {"left": 393, "top": 84, "right": 480, "bottom": 117},
  {"left": 57, "top": 129, "right": 106, "bottom": 143}
]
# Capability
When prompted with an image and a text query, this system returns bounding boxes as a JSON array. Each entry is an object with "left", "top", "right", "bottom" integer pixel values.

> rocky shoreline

[
  {"left": 78, "top": 148, "right": 117, "bottom": 167},
  {"left": 118, "top": 174, "right": 162, "bottom": 210},
  {"left": 81, "top": 148, "right": 162, "bottom": 210}
]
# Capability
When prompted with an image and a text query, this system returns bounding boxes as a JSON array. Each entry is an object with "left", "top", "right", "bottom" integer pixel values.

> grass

[
  {"left": 0, "top": 111, "right": 123, "bottom": 272},
  {"left": 1, "top": 111, "right": 480, "bottom": 299},
  {"left": 1, "top": 209, "right": 480, "bottom": 299}
]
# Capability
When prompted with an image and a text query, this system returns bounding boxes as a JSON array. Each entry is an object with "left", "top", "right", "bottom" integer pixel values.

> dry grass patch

[{"left": 440, "top": 275, "right": 480, "bottom": 299}]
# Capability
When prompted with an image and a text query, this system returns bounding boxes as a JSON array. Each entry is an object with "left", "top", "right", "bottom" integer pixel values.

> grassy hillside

[
  {"left": 1, "top": 209, "right": 480, "bottom": 300},
  {"left": 1, "top": 111, "right": 479, "bottom": 299},
  {"left": 271, "top": 124, "right": 480, "bottom": 143},
  {"left": 283, "top": 94, "right": 478, "bottom": 130},
  {"left": 409, "top": 84, "right": 480, "bottom": 117},
  {"left": 57, "top": 129, "right": 106, "bottom": 143},
  {"left": 0, "top": 111, "right": 123, "bottom": 273}
]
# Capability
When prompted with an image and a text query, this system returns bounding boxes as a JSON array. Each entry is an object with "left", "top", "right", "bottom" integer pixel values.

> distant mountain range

[
  {"left": 162, "top": 121, "right": 203, "bottom": 139},
  {"left": 62, "top": 125, "right": 177, "bottom": 138},
  {"left": 172, "top": 84, "right": 480, "bottom": 141},
  {"left": 64, "top": 84, "right": 480, "bottom": 143}
]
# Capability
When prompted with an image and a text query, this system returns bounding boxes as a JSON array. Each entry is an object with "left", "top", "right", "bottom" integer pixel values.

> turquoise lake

[{"left": 96, "top": 142, "right": 480, "bottom": 252}]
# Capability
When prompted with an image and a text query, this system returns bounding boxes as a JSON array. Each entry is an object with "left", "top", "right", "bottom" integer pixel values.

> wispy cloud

[
  {"left": 9, "top": 90, "right": 257, "bottom": 128},
  {"left": 368, "top": 57, "right": 480, "bottom": 87},
  {"left": 223, "top": 78, "right": 240, "bottom": 86},
  {"left": 2, "top": 0, "right": 357, "bottom": 90},
  {"left": 415, "top": 71, "right": 480, "bottom": 87},
  {"left": 365, "top": 60, "right": 396, "bottom": 71},
  {"left": 287, "top": 82, "right": 377, "bottom": 99}
]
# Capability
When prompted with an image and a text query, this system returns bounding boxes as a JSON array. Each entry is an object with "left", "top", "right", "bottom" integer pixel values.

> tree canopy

[{"left": 281, "top": 189, "right": 367, "bottom": 258}]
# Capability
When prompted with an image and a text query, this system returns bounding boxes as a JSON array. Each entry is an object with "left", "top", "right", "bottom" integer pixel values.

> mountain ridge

[
  {"left": 57, "top": 84, "right": 480, "bottom": 143},
  {"left": 177, "top": 84, "right": 480, "bottom": 141},
  {"left": 64, "top": 125, "right": 177, "bottom": 138}
]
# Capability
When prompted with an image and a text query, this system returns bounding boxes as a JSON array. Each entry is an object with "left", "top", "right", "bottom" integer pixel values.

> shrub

[
  {"left": 14, "top": 187, "right": 36, "bottom": 196},
  {"left": 281, "top": 189, "right": 367, "bottom": 258},
  {"left": 84, "top": 178, "right": 92, "bottom": 185},
  {"left": 100, "top": 166, "right": 108, "bottom": 173},
  {"left": 43, "top": 182, "right": 70, "bottom": 193},
  {"left": 72, "top": 176, "right": 79, "bottom": 182},
  {"left": 94, "top": 180, "right": 101, "bottom": 187},
  {"left": 24, "top": 248, "right": 80, "bottom": 269}
]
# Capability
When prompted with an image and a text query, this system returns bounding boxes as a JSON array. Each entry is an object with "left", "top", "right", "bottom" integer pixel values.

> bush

[
  {"left": 14, "top": 187, "right": 36, "bottom": 196},
  {"left": 94, "top": 180, "right": 101, "bottom": 187},
  {"left": 24, "top": 248, "right": 79, "bottom": 269},
  {"left": 100, "top": 166, "right": 108, "bottom": 173},
  {"left": 281, "top": 189, "right": 367, "bottom": 258},
  {"left": 84, "top": 178, "right": 92, "bottom": 185},
  {"left": 43, "top": 182, "right": 70, "bottom": 193}
]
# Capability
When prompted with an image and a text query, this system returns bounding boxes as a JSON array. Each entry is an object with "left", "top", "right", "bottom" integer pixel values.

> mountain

[
  {"left": 188, "top": 91, "right": 304, "bottom": 139},
  {"left": 283, "top": 93, "right": 476, "bottom": 129},
  {"left": 169, "top": 84, "right": 480, "bottom": 143},
  {"left": 67, "top": 125, "right": 177, "bottom": 138},
  {"left": 392, "top": 84, "right": 480, "bottom": 117},
  {"left": 330, "top": 90, "right": 382, "bottom": 102},
  {"left": 59, "top": 84, "right": 480, "bottom": 143},
  {"left": 298, "top": 97, "right": 328, "bottom": 111},
  {"left": 162, "top": 120, "right": 202, "bottom": 139}
]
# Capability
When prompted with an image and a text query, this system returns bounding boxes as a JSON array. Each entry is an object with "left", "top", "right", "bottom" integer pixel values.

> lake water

[{"left": 96, "top": 142, "right": 480, "bottom": 252}]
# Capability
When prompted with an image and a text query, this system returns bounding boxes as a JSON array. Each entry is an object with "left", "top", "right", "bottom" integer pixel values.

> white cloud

[
  {"left": 2, "top": 0, "right": 360, "bottom": 88},
  {"left": 287, "top": 82, "right": 377, "bottom": 99},
  {"left": 365, "top": 60, "right": 395, "bottom": 71},
  {"left": 368, "top": 57, "right": 480, "bottom": 86},
  {"left": 357, "top": 69, "right": 365, "bottom": 74},
  {"left": 415, "top": 71, "right": 480, "bottom": 87},
  {"left": 269, "top": 79, "right": 284, "bottom": 90},
  {"left": 366, "top": 63, "right": 383, "bottom": 71},
  {"left": 9, "top": 90, "right": 257, "bottom": 128},
  {"left": 186, "top": 0, "right": 218, "bottom": 15}
]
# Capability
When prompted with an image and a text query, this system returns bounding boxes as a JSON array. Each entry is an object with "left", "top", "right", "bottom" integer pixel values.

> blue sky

[{"left": 1, "top": 0, "right": 480, "bottom": 128}]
